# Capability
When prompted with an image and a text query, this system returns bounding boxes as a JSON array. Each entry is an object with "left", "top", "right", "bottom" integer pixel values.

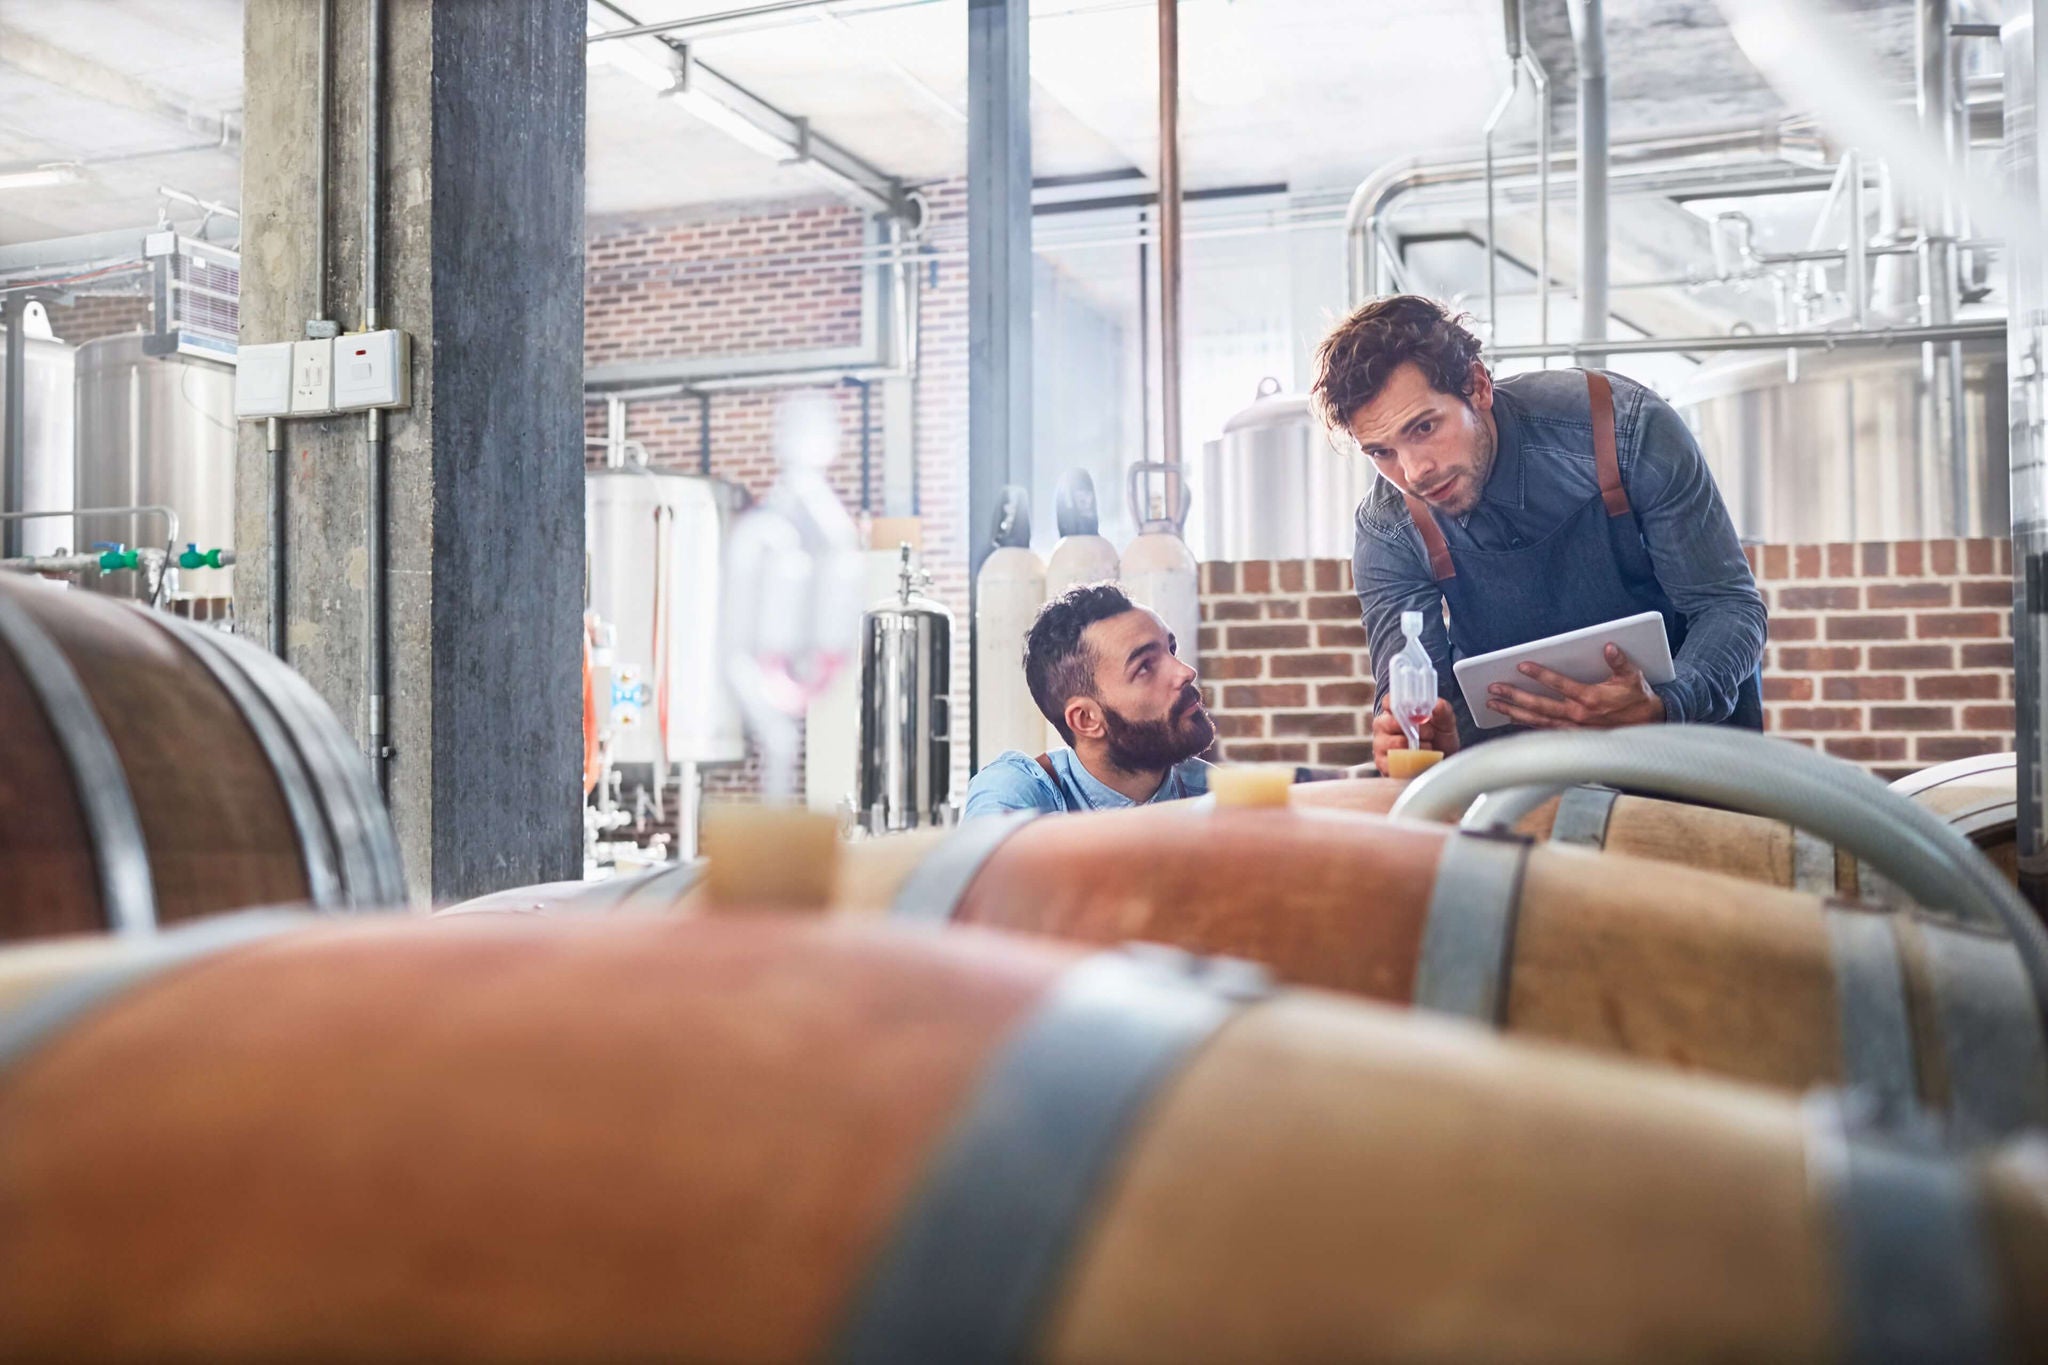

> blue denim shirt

[
  {"left": 1352, "top": 367, "right": 1767, "bottom": 738},
  {"left": 962, "top": 748, "right": 1212, "bottom": 820}
]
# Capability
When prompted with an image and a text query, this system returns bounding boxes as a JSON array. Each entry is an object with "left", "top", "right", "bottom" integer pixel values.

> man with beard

[{"left": 963, "top": 583, "right": 1214, "bottom": 818}]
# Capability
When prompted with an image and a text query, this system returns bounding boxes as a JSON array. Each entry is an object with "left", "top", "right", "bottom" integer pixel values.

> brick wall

[
  {"left": 1197, "top": 539, "right": 2016, "bottom": 782},
  {"left": 42, "top": 291, "right": 151, "bottom": 345},
  {"left": 583, "top": 186, "right": 970, "bottom": 804}
]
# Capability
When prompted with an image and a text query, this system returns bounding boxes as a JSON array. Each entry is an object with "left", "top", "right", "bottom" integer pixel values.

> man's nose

[
  {"left": 1398, "top": 449, "right": 1436, "bottom": 487},
  {"left": 1171, "top": 655, "right": 1198, "bottom": 688}
]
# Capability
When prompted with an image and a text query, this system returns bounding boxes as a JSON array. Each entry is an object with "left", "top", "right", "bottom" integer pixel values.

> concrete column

[{"left": 237, "top": 0, "right": 586, "bottom": 902}]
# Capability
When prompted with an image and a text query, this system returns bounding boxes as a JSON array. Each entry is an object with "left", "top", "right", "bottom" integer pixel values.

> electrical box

[
  {"left": 333, "top": 329, "right": 411, "bottom": 411},
  {"left": 234, "top": 341, "right": 294, "bottom": 419},
  {"left": 290, "top": 338, "right": 335, "bottom": 415}
]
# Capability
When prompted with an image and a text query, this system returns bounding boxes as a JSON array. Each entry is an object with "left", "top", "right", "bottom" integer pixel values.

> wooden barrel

[
  {"left": 0, "top": 576, "right": 404, "bottom": 938},
  {"left": 0, "top": 911, "right": 2039, "bottom": 1362},
  {"left": 1292, "top": 772, "right": 2025, "bottom": 906},
  {"left": 825, "top": 802, "right": 2048, "bottom": 1140}
]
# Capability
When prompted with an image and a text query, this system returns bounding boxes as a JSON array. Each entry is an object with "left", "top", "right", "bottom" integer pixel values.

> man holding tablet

[{"left": 1309, "top": 295, "right": 1766, "bottom": 775}]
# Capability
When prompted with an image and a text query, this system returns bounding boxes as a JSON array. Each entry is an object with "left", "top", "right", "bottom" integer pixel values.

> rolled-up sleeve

[
  {"left": 1626, "top": 393, "right": 1768, "bottom": 723},
  {"left": 1352, "top": 501, "right": 1472, "bottom": 740}
]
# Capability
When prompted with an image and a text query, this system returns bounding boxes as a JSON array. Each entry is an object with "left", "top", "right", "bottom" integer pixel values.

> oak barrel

[
  {"left": 1294, "top": 771, "right": 2027, "bottom": 905},
  {"left": 830, "top": 802, "right": 2048, "bottom": 1138},
  {"left": 0, "top": 911, "right": 2041, "bottom": 1362},
  {"left": 0, "top": 575, "right": 404, "bottom": 937}
]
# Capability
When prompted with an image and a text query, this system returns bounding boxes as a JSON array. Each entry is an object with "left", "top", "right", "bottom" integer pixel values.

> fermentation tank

[
  {"left": 73, "top": 334, "right": 236, "bottom": 599},
  {"left": 1199, "top": 379, "right": 1377, "bottom": 560},
  {"left": 1670, "top": 338, "right": 2008, "bottom": 543},
  {"left": 857, "top": 544, "right": 953, "bottom": 833},
  {"left": 0, "top": 302, "right": 75, "bottom": 559},
  {"left": 585, "top": 466, "right": 747, "bottom": 778}
]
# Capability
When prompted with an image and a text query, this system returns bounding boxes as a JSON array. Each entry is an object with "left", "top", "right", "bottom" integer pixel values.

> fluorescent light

[
  {"left": 667, "top": 83, "right": 802, "bottom": 162},
  {"left": 585, "top": 20, "right": 684, "bottom": 94},
  {"left": 0, "top": 164, "right": 82, "bottom": 192}
]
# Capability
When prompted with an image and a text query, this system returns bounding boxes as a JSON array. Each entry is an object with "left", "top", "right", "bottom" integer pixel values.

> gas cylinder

[
  {"left": 973, "top": 486, "right": 1047, "bottom": 767},
  {"left": 1120, "top": 460, "right": 1201, "bottom": 676},
  {"left": 1042, "top": 469, "right": 1121, "bottom": 598},
  {"left": 1041, "top": 469, "right": 1123, "bottom": 750}
]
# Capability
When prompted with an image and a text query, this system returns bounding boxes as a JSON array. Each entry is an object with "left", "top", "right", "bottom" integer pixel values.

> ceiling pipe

[
  {"left": 1157, "top": 0, "right": 1183, "bottom": 467},
  {"left": 1567, "top": 0, "right": 1609, "bottom": 366},
  {"left": 1344, "top": 118, "right": 1832, "bottom": 306}
]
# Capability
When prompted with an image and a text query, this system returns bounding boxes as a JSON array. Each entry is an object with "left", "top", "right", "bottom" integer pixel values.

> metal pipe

[
  {"left": 1522, "top": 49, "right": 1552, "bottom": 344},
  {"left": 1485, "top": 317, "right": 2003, "bottom": 360},
  {"left": 1481, "top": 68, "right": 1521, "bottom": 339},
  {"left": 363, "top": 0, "right": 388, "bottom": 793},
  {"left": 585, "top": 0, "right": 844, "bottom": 42},
  {"left": 1, "top": 297, "right": 21, "bottom": 560},
  {"left": 366, "top": 406, "right": 388, "bottom": 793},
  {"left": 267, "top": 416, "right": 287, "bottom": 658},
  {"left": 1346, "top": 118, "right": 1821, "bottom": 303},
  {"left": 312, "top": 0, "right": 332, "bottom": 327},
  {"left": 697, "top": 390, "right": 712, "bottom": 474},
  {"left": 1567, "top": 0, "right": 1608, "bottom": 366},
  {"left": 363, "top": 0, "right": 383, "bottom": 333},
  {"left": 0, "top": 504, "right": 181, "bottom": 550},
  {"left": 1157, "top": 0, "right": 1182, "bottom": 464},
  {"left": 1845, "top": 149, "right": 1869, "bottom": 325}
]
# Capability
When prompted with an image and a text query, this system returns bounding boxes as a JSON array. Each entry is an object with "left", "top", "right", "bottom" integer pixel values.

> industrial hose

[{"left": 1390, "top": 725, "right": 2048, "bottom": 1036}]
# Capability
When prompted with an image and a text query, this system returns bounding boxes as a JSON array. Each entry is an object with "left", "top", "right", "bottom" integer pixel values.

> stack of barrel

[{"left": 0, "top": 573, "right": 2042, "bottom": 1362}]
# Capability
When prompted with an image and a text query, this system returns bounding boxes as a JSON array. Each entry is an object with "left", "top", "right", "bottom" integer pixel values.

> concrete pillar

[{"left": 237, "top": 0, "right": 586, "bottom": 902}]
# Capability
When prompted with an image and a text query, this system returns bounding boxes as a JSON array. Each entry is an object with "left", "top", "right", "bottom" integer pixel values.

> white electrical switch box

[
  {"left": 333, "top": 329, "right": 410, "bottom": 411},
  {"left": 234, "top": 341, "right": 294, "bottom": 418},
  {"left": 290, "top": 338, "right": 335, "bottom": 415}
]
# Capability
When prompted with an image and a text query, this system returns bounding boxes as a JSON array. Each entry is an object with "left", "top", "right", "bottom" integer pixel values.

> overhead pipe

[
  {"left": 1344, "top": 118, "right": 1833, "bottom": 305},
  {"left": 1485, "top": 316, "right": 2003, "bottom": 361},
  {"left": 1567, "top": 0, "right": 1609, "bottom": 367},
  {"left": 1481, "top": 69, "right": 1521, "bottom": 340},
  {"left": 1523, "top": 44, "right": 1553, "bottom": 345},
  {"left": 1157, "top": 0, "right": 1183, "bottom": 466}
]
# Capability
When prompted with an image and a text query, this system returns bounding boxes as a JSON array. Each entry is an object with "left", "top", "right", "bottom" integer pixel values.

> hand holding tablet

[{"left": 1452, "top": 611, "right": 1676, "bottom": 730}]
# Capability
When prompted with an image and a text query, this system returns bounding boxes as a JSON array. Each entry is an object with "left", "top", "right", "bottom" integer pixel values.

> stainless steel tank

[
  {"left": 1198, "top": 379, "right": 1376, "bottom": 561},
  {"left": 585, "top": 466, "right": 747, "bottom": 777},
  {"left": 1670, "top": 338, "right": 2009, "bottom": 543},
  {"left": 857, "top": 544, "right": 953, "bottom": 834},
  {"left": 73, "top": 333, "right": 236, "bottom": 599},
  {"left": 0, "top": 302, "right": 76, "bottom": 559}
]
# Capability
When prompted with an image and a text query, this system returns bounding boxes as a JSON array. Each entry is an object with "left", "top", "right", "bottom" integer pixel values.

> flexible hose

[
  {"left": 1462, "top": 784, "right": 1569, "bottom": 832},
  {"left": 1391, "top": 726, "right": 2048, "bottom": 1037}
]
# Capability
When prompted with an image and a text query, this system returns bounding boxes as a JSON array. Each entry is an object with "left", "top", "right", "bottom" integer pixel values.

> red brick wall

[
  {"left": 1197, "top": 540, "right": 2015, "bottom": 782},
  {"left": 583, "top": 187, "right": 970, "bottom": 804},
  {"left": 43, "top": 292, "right": 151, "bottom": 345}
]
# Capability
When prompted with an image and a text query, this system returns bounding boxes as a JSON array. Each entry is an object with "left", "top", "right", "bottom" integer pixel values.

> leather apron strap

[{"left": 1403, "top": 370, "right": 1628, "bottom": 583}]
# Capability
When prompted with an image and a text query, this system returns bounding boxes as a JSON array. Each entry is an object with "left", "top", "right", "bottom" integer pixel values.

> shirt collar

[
  {"left": 1454, "top": 385, "right": 1527, "bottom": 526},
  {"left": 1053, "top": 747, "right": 1198, "bottom": 809}
]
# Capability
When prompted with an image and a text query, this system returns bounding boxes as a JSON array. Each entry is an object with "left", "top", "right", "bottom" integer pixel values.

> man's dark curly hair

[
  {"left": 1024, "top": 582, "right": 1134, "bottom": 747},
  {"left": 1310, "top": 295, "right": 1486, "bottom": 444}
]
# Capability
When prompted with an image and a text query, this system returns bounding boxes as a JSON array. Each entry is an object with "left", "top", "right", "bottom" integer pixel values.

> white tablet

[{"left": 1451, "top": 610, "right": 1676, "bottom": 730}]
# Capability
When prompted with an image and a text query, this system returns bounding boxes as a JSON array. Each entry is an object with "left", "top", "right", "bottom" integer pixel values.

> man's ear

[
  {"left": 1467, "top": 360, "right": 1495, "bottom": 412},
  {"left": 1065, "top": 696, "right": 1105, "bottom": 742}
]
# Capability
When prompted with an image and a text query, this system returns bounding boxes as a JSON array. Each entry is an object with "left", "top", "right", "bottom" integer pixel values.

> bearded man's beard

[{"left": 1100, "top": 684, "right": 1215, "bottom": 771}]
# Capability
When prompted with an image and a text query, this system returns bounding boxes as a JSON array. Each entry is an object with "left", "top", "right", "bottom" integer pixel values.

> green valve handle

[
  {"left": 96, "top": 545, "right": 139, "bottom": 573},
  {"left": 177, "top": 544, "right": 228, "bottom": 571}
]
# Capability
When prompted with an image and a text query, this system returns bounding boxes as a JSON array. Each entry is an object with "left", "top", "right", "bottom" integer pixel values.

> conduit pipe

[
  {"left": 362, "top": 0, "right": 389, "bottom": 796},
  {"left": 1391, "top": 727, "right": 2048, "bottom": 1042}
]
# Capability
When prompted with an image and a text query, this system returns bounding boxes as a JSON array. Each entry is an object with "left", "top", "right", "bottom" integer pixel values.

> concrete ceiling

[
  {"left": 0, "top": 0, "right": 1930, "bottom": 249},
  {"left": 0, "top": 0, "right": 242, "bottom": 244}
]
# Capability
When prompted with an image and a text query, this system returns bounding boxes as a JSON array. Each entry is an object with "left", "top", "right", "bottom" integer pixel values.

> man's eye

[{"left": 1415, "top": 420, "right": 1434, "bottom": 436}]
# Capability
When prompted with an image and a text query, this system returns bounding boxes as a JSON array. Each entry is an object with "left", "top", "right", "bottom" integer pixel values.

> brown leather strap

[
  {"left": 1035, "top": 753, "right": 1058, "bottom": 782},
  {"left": 1586, "top": 370, "right": 1630, "bottom": 517},
  {"left": 1403, "top": 493, "right": 1456, "bottom": 582}
]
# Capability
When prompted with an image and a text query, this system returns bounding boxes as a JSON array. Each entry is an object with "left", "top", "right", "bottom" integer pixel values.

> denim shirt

[
  {"left": 1352, "top": 368, "right": 1767, "bottom": 738},
  {"left": 962, "top": 748, "right": 1212, "bottom": 820}
]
